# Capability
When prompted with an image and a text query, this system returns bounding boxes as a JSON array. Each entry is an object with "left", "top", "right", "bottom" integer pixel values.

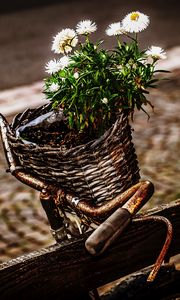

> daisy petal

[
  {"left": 106, "top": 22, "right": 125, "bottom": 36},
  {"left": 145, "top": 46, "right": 167, "bottom": 60},
  {"left": 76, "top": 20, "right": 97, "bottom": 35},
  {"left": 122, "top": 11, "right": 150, "bottom": 33},
  {"left": 52, "top": 28, "right": 78, "bottom": 54}
]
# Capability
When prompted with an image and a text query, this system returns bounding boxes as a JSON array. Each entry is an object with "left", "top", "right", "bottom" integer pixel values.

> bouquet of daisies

[{"left": 44, "top": 11, "right": 167, "bottom": 139}]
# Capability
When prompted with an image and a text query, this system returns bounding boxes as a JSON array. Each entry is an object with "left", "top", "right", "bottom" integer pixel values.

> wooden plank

[
  {"left": 0, "top": 200, "right": 179, "bottom": 299},
  {"left": 102, "top": 264, "right": 180, "bottom": 300}
]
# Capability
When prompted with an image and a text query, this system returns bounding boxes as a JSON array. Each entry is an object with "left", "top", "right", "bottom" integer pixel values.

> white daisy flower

[
  {"left": 76, "top": 20, "right": 97, "bottom": 35},
  {"left": 49, "top": 82, "right": 60, "bottom": 92},
  {"left": 106, "top": 22, "right": 125, "bottom": 36},
  {"left": 145, "top": 46, "right": 167, "bottom": 60},
  {"left": 74, "top": 72, "right": 79, "bottom": 79},
  {"left": 52, "top": 28, "right": 78, "bottom": 54},
  {"left": 59, "top": 55, "right": 70, "bottom": 69},
  {"left": 101, "top": 97, "right": 108, "bottom": 104},
  {"left": 45, "top": 59, "right": 61, "bottom": 74},
  {"left": 122, "top": 11, "right": 149, "bottom": 33}
]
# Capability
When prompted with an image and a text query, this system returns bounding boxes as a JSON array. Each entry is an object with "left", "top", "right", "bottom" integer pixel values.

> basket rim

[
  {"left": 5, "top": 105, "right": 140, "bottom": 204},
  {"left": 9, "top": 106, "right": 130, "bottom": 155}
]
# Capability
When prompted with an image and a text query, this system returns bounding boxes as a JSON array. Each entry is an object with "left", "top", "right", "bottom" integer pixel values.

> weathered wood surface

[
  {"left": 0, "top": 200, "right": 179, "bottom": 299},
  {"left": 102, "top": 264, "right": 180, "bottom": 300}
]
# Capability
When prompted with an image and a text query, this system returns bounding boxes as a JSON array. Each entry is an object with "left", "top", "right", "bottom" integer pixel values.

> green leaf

[
  {"left": 68, "top": 113, "right": 74, "bottom": 129},
  {"left": 90, "top": 114, "right": 95, "bottom": 123},
  {"left": 43, "top": 24, "right": 168, "bottom": 137}
]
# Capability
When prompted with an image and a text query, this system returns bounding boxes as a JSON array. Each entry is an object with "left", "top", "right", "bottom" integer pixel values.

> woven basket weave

[{"left": 7, "top": 104, "right": 140, "bottom": 205}]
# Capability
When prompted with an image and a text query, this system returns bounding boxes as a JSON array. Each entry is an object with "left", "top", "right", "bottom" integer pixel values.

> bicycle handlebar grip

[{"left": 85, "top": 207, "right": 132, "bottom": 256}]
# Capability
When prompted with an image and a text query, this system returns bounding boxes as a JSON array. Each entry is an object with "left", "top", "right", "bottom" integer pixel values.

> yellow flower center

[{"left": 130, "top": 12, "right": 140, "bottom": 21}]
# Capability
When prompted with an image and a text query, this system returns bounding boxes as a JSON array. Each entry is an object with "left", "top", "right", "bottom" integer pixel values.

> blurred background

[
  {"left": 0, "top": 0, "right": 180, "bottom": 90},
  {"left": 0, "top": 0, "right": 179, "bottom": 284}
]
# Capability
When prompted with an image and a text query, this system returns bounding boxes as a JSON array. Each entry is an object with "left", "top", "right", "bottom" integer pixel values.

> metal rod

[
  {"left": 65, "top": 182, "right": 143, "bottom": 219},
  {"left": 40, "top": 191, "right": 64, "bottom": 231},
  {"left": 122, "top": 181, "right": 154, "bottom": 215},
  {"left": 84, "top": 181, "right": 154, "bottom": 255},
  {"left": 0, "top": 113, "right": 18, "bottom": 172},
  {"left": 13, "top": 170, "right": 48, "bottom": 192},
  {"left": 135, "top": 215, "right": 173, "bottom": 282}
]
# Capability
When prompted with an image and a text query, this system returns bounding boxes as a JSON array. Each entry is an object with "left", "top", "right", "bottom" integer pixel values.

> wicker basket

[
  {"left": 6, "top": 104, "right": 140, "bottom": 206},
  {"left": 1, "top": 106, "right": 172, "bottom": 281}
]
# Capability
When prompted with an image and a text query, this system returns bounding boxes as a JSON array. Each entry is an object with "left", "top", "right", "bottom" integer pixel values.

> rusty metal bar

[
  {"left": 122, "top": 180, "right": 154, "bottom": 215},
  {"left": 0, "top": 113, "right": 18, "bottom": 172},
  {"left": 40, "top": 189, "right": 66, "bottom": 241},
  {"left": 134, "top": 215, "right": 173, "bottom": 282},
  {"left": 65, "top": 182, "right": 143, "bottom": 219}
]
